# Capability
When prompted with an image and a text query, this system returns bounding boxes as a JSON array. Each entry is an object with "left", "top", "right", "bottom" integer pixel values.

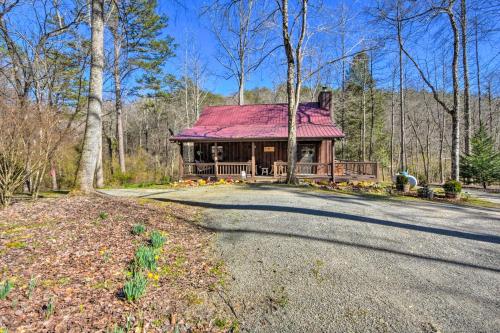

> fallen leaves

[{"left": 0, "top": 195, "right": 228, "bottom": 332}]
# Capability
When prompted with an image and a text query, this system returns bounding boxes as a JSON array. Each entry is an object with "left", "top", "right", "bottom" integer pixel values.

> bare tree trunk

[
  {"left": 439, "top": 63, "right": 446, "bottom": 184},
  {"left": 280, "top": 0, "right": 307, "bottom": 184},
  {"left": 236, "top": 0, "right": 246, "bottom": 107},
  {"left": 390, "top": 69, "right": 395, "bottom": 176},
  {"left": 106, "top": 134, "right": 114, "bottom": 175},
  {"left": 487, "top": 81, "right": 493, "bottom": 134},
  {"left": 397, "top": 4, "right": 405, "bottom": 172},
  {"left": 50, "top": 161, "right": 58, "bottom": 191},
  {"left": 340, "top": 27, "right": 346, "bottom": 160},
  {"left": 184, "top": 48, "right": 190, "bottom": 125},
  {"left": 368, "top": 52, "right": 375, "bottom": 161},
  {"left": 461, "top": 0, "right": 471, "bottom": 154},
  {"left": 448, "top": 6, "right": 461, "bottom": 181},
  {"left": 238, "top": 63, "right": 245, "bottom": 105},
  {"left": 112, "top": 27, "right": 126, "bottom": 173},
  {"left": 361, "top": 87, "right": 366, "bottom": 161},
  {"left": 76, "top": 0, "right": 104, "bottom": 192},
  {"left": 96, "top": 140, "right": 104, "bottom": 188},
  {"left": 285, "top": 57, "right": 298, "bottom": 184},
  {"left": 474, "top": 16, "right": 481, "bottom": 124},
  {"left": 339, "top": 3, "right": 347, "bottom": 161},
  {"left": 439, "top": 113, "right": 446, "bottom": 183}
]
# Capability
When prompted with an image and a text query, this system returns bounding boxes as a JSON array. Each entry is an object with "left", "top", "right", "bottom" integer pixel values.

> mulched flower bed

[{"left": 0, "top": 195, "right": 230, "bottom": 332}]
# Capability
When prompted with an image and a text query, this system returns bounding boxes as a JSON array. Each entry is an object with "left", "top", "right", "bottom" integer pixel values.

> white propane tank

[
  {"left": 394, "top": 171, "right": 418, "bottom": 188},
  {"left": 407, "top": 175, "right": 418, "bottom": 188}
]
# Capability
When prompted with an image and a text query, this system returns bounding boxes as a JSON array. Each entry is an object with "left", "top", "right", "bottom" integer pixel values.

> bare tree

[
  {"left": 339, "top": 3, "right": 348, "bottom": 160},
  {"left": 396, "top": 1, "right": 406, "bottom": 172},
  {"left": 76, "top": 0, "right": 104, "bottom": 192},
  {"left": 473, "top": 14, "right": 481, "bottom": 124},
  {"left": 390, "top": 65, "right": 396, "bottom": 176},
  {"left": 371, "top": 0, "right": 412, "bottom": 171},
  {"left": 400, "top": 0, "right": 462, "bottom": 180},
  {"left": 110, "top": 1, "right": 126, "bottom": 173},
  {"left": 206, "top": 0, "right": 277, "bottom": 105},
  {"left": 461, "top": 0, "right": 471, "bottom": 154},
  {"left": 278, "top": 0, "right": 307, "bottom": 184}
]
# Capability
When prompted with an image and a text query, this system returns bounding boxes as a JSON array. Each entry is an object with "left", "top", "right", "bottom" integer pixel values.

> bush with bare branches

[{"left": 0, "top": 103, "right": 65, "bottom": 207}]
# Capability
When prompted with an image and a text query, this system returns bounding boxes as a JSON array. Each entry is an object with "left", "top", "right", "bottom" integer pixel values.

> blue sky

[
  {"left": 159, "top": 0, "right": 278, "bottom": 95},
  {"left": 156, "top": 0, "right": 499, "bottom": 97},
  {"left": 3, "top": 0, "right": 498, "bottom": 98}
]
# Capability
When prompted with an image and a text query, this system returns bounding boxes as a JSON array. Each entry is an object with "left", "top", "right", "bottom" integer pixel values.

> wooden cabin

[{"left": 171, "top": 90, "right": 380, "bottom": 182}]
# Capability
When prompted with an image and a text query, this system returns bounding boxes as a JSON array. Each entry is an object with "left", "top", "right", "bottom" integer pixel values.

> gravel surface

[
  {"left": 464, "top": 188, "right": 500, "bottom": 204},
  {"left": 102, "top": 185, "right": 500, "bottom": 333}
]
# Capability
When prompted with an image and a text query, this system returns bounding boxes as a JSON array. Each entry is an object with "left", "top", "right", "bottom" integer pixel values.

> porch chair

[{"left": 194, "top": 159, "right": 213, "bottom": 174}]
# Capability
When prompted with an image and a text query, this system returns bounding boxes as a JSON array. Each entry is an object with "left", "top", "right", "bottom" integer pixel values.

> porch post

[
  {"left": 331, "top": 140, "right": 336, "bottom": 183},
  {"left": 375, "top": 162, "right": 381, "bottom": 181},
  {"left": 213, "top": 142, "right": 219, "bottom": 178},
  {"left": 178, "top": 142, "right": 184, "bottom": 180},
  {"left": 251, "top": 142, "right": 256, "bottom": 181}
]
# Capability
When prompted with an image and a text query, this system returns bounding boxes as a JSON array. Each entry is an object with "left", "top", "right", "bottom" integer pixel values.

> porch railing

[
  {"left": 184, "top": 162, "right": 216, "bottom": 176},
  {"left": 183, "top": 160, "right": 380, "bottom": 180},
  {"left": 274, "top": 161, "right": 379, "bottom": 179},
  {"left": 183, "top": 162, "right": 251, "bottom": 177},
  {"left": 217, "top": 162, "right": 251, "bottom": 176},
  {"left": 273, "top": 162, "right": 332, "bottom": 176}
]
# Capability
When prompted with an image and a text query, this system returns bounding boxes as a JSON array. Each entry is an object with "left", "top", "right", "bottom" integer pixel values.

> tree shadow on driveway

[
  {"left": 162, "top": 199, "right": 500, "bottom": 245},
  {"left": 152, "top": 198, "right": 500, "bottom": 274}
]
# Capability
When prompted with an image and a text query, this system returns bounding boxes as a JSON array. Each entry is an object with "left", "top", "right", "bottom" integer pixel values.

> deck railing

[
  {"left": 184, "top": 162, "right": 251, "bottom": 177},
  {"left": 217, "top": 162, "right": 251, "bottom": 176},
  {"left": 274, "top": 161, "right": 379, "bottom": 179},
  {"left": 337, "top": 161, "right": 379, "bottom": 178},
  {"left": 184, "top": 162, "right": 216, "bottom": 176},
  {"left": 273, "top": 162, "right": 332, "bottom": 176},
  {"left": 183, "top": 160, "right": 380, "bottom": 180}
]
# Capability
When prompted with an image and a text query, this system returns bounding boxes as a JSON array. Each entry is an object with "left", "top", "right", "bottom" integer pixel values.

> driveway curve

[{"left": 102, "top": 185, "right": 500, "bottom": 333}]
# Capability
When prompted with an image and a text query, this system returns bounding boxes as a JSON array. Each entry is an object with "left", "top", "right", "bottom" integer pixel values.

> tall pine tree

[
  {"left": 109, "top": 0, "right": 174, "bottom": 173},
  {"left": 344, "top": 52, "right": 387, "bottom": 163}
]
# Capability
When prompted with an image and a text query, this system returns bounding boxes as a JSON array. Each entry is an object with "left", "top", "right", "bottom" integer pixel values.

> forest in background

[{"left": 0, "top": 0, "right": 499, "bottom": 202}]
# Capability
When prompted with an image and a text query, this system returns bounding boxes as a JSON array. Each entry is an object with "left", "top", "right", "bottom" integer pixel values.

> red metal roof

[{"left": 172, "top": 102, "right": 344, "bottom": 141}]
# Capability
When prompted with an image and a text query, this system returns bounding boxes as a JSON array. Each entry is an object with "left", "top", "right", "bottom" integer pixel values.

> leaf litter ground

[{"left": 0, "top": 195, "right": 232, "bottom": 332}]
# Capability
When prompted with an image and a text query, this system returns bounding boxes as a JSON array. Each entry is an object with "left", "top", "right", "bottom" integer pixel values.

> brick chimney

[{"left": 318, "top": 87, "right": 333, "bottom": 121}]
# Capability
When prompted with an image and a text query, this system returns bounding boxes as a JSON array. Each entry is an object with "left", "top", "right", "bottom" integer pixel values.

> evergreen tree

[
  {"left": 110, "top": 0, "right": 175, "bottom": 172},
  {"left": 460, "top": 126, "right": 500, "bottom": 189},
  {"left": 344, "top": 52, "right": 387, "bottom": 163}
]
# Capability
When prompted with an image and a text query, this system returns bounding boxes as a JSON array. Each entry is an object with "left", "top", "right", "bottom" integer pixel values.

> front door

[{"left": 299, "top": 144, "right": 316, "bottom": 174}]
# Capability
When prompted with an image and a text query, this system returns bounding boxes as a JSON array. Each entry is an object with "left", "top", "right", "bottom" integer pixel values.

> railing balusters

[{"left": 184, "top": 161, "right": 377, "bottom": 179}]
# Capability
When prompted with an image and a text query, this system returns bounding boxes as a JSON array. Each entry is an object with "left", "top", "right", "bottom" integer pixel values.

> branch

[
  {"left": 400, "top": 43, "right": 452, "bottom": 115},
  {"left": 304, "top": 46, "right": 375, "bottom": 80}
]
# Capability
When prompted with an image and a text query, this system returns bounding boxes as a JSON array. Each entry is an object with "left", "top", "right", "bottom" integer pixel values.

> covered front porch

[{"left": 178, "top": 140, "right": 381, "bottom": 182}]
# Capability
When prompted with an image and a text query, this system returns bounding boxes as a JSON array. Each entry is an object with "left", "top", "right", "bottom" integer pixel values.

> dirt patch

[{"left": 0, "top": 195, "right": 231, "bottom": 332}]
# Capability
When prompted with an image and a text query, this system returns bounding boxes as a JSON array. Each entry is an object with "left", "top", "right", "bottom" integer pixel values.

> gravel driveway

[{"left": 102, "top": 185, "right": 500, "bottom": 332}]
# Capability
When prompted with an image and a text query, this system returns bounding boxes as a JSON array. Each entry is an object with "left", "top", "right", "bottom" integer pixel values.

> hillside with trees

[
  {"left": 0, "top": 0, "right": 498, "bottom": 201},
  {"left": 0, "top": 1, "right": 500, "bottom": 332}
]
